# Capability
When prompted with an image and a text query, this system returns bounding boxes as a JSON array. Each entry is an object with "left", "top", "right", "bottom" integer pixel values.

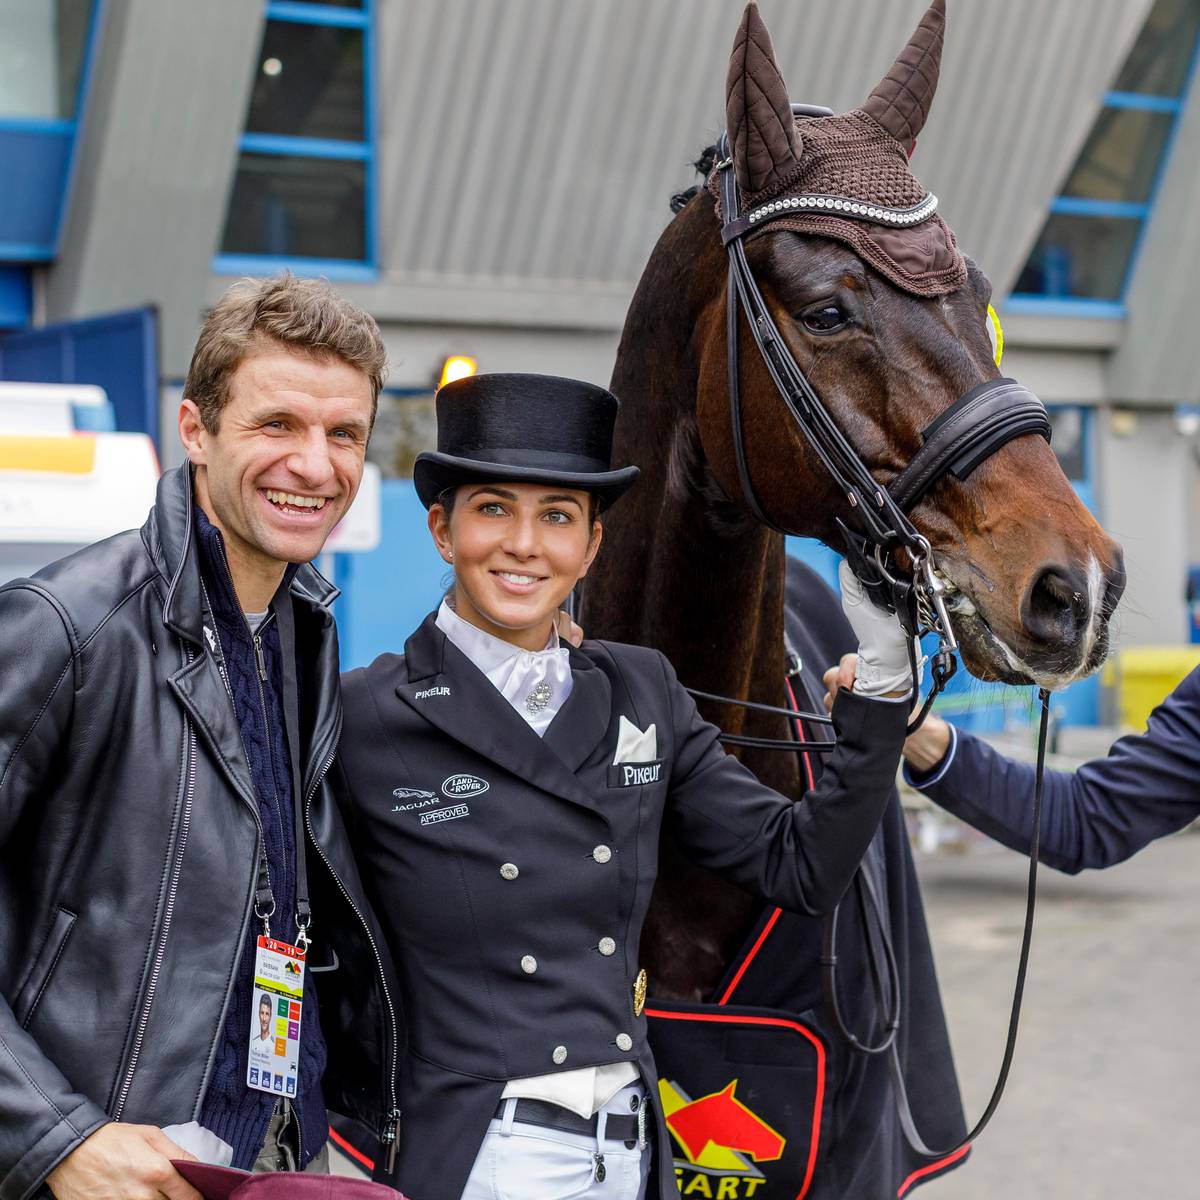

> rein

[
  {"left": 682, "top": 108, "right": 1057, "bottom": 1161},
  {"left": 691, "top": 657, "right": 1051, "bottom": 1161}
]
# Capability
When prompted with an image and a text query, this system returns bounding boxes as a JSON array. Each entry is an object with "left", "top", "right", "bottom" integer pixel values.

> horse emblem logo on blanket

[{"left": 660, "top": 1078, "right": 786, "bottom": 1197}]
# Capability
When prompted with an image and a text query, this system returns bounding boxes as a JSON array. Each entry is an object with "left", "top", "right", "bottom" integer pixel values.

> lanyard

[
  {"left": 272, "top": 588, "right": 312, "bottom": 946},
  {"left": 200, "top": 580, "right": 311, "bottom": 947}
]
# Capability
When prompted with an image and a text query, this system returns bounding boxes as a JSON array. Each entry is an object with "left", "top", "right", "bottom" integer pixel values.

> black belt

[{"left": 494, "top": 1098, "right": 641, "bottom": 1145}]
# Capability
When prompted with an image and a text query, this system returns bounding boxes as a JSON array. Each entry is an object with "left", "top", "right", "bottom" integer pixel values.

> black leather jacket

[{"left": 0, "top": 467, "right": 397, "bottom": 1200}]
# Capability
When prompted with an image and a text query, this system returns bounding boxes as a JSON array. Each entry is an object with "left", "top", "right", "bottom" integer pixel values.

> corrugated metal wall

[{"left": 372, "top": 0, "right": 1151, "bottom": 319}]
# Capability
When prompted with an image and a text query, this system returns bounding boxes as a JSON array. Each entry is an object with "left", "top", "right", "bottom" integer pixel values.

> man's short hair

[
  {"left": 185, "top": 273, "right": 387, "bottom": 434},
  {"left": 259, "top": 993, "right": 272, "bottom": 1011}
]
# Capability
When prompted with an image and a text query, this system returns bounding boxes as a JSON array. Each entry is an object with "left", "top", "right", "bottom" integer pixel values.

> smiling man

[{"left": 0, "top": 276, "right": 400, "bottom": 1199}]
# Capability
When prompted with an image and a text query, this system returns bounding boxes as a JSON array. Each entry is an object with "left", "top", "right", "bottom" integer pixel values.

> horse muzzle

[{"left": 945, "top": 544, "right": 1126, "bottom": 688}]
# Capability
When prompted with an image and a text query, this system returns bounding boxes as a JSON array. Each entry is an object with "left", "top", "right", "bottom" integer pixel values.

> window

[
  {"left": 0, "top": 0, "right": 100, "bottom": 262},
  {"left": 0, "top": 0, "right": 94, "bottom": 120},
  {"left": 1047, "top": 406, "right": 1088, "bottom": 485},
  {"left": 1011, "top": 0, "right": 1200, "bottom": 311},
  {"left": 216, "top": 1, "right": 374, "bottom": 276}
]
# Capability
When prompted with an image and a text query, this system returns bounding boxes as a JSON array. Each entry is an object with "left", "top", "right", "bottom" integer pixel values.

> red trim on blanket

[
  {"left": 328, "top": 1125, "right": 375, "bottom": 1172},
  {"left": 644, "top": 1007, "right": 825, "bottom": 1200},
  {"left": 718, "top": 907, "right": 783, "bottom": 1004},
  {"left": 896, "top": 1144, "right": 971, "bottom": 1196},
  {"left": 718, "top": 677, "right": 818, "bottom": 1005}
]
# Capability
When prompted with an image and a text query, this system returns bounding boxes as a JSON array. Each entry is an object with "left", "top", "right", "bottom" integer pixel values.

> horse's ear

[
  {"left": 725, "top": 2, "right": 803, "bottom": 195},
  {"left": 862, "top": 0, "right": 946, "bottom": 151}
]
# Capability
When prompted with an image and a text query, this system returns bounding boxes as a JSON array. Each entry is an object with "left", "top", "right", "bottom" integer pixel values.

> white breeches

[{"left": 461, "top": 1083, "right": 651, "bottom": 1200}]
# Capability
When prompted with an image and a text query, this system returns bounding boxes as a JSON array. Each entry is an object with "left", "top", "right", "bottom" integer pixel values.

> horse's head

[{"left": 685, "top": 0, "right": 1124, "bottom": 688}]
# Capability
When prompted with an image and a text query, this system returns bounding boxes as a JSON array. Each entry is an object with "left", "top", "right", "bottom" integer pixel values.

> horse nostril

[
  {"left": 1101, "top": 548, "right": 1127, "bottom": 620},
  {"left": 1023, "top": 565, "right": 1090, "bottom": 644}
]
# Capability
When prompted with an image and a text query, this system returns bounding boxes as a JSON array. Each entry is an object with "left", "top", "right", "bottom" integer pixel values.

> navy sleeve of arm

[
  {"left": 913, "top": 669, "right": 1200, "bottom": 874},
  {"left": 663, "top": 655, "right": 908, "bottom": 915}
]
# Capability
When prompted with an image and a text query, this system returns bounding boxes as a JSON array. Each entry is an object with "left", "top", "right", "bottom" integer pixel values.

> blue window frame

[
  {"left": 1010, "top": 0, "right": 1200, "bottom": 315},
  {"left": 0, "top": 0, "right": 104, "bottom": 263},
  {"left": 215, "top": 0, "right": 376, "bottom": 279},
  {"left": 0, "top": 267, "right": 32, "bottom": 329}
]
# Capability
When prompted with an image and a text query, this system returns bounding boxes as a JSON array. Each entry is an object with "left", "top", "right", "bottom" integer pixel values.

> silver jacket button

[
  {"left": 520, "top": 955, "right": 538, "bottom": 974},
  {"left": 552, "top": 1045, "right": 568, "bottom": 1065},
  {"left": 598, "top": 937, "right": 616, "bottom": 956},
  {"left": 615, "top": 1033, "right": 633, "bottom": 1052},
  {"left": 592, "top": 845, "right": 612, "bottom": 864},
  {"left": 500, "top": 863, "right": 519, "bottom": 880}
]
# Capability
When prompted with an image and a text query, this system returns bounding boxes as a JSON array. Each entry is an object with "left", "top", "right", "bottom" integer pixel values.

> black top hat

[{"left": 413, "top": 373, "right": 640, "bottom": 510}]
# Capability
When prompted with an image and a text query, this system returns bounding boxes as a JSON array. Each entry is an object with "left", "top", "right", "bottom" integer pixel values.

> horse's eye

[{"left": 801, "top": 304, "right": 849, "bottom": 334}]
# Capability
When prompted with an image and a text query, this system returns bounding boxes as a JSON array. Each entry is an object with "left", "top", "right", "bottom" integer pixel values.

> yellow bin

[{"left": 1105, "top": 647, "right": 1200, "bottom": 730}]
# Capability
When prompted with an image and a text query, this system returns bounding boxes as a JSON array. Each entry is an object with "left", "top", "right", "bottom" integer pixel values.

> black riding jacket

[
  {"left": 336, "top": 613, "right": 908, "bottom": 1200},
  {"left": 0, "top": 466, "right": 397, "bottom": 1200}
]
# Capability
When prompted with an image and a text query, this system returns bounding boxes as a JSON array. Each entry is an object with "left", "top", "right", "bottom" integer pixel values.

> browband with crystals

[{"left": 721, "top": 190, "right": 938, "bottom": 246}]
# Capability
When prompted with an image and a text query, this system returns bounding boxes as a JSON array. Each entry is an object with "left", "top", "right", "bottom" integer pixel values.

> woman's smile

[{"left": 491, "top": 568, "right": 549, "bottom": 595}]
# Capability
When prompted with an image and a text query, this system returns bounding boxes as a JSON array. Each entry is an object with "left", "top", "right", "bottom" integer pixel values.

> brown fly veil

[{"left": 714, "top": 0, "right": 965, "bottom": 297}]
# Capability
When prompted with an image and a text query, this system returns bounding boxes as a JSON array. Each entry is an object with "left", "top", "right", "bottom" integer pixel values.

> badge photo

[{"left": 246, "top": 936, "right": 306, "bottom": 1097}]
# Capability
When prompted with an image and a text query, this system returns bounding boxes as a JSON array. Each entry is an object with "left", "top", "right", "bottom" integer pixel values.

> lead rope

[
  {"left": 697, "top": 657, "right": 1051, "bottom": 1158},
  {"left": 884, "top": 686, "right": 1051, "bottom": 1157},
  {"left": 820, "top": 687, "right": 1049, "bottom": 1155}
]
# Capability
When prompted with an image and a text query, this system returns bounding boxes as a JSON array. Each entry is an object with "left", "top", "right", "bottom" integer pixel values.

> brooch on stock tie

[{"left": 525, "top": 681, "right": 553, "bottom": 715}]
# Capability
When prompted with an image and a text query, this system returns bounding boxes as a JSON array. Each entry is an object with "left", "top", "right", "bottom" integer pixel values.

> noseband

[{"left": 713, "top": 112, "right": 1051, "bottom": 727}]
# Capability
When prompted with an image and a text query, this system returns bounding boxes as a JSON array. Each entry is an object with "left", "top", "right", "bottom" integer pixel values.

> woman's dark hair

[{"left": 436, "top": 485, "right": 600, "bottom": 524}]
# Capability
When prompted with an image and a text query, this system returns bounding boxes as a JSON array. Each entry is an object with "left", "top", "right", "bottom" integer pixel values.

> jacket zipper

[
  {"left": 113, "top": 651, "right": 198, "bottom": 1120},
  {"left": 203, "top": 559, "right": 284, "bottom": 873},
  {"left": 248, "top": 613, "right": 287, "bottom": 906},
  {"left": 204, "top": 553, "right": 289, "bottom": 930},
  {"left": 201, "top": 578, "right": 277, "bottom": 911},
  {"left": 302, "top": 720, "right": 402, "bottom": 1169}
]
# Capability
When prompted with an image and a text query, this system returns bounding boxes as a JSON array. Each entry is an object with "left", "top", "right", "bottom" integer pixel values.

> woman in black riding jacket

[{"left": 332, "top": 372, "right": 915, "bottom": 1200}]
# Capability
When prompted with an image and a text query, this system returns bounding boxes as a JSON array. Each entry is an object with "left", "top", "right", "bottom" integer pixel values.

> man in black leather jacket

[{"left": 0, "top": 277, "right": 398, "bottom": 1200}]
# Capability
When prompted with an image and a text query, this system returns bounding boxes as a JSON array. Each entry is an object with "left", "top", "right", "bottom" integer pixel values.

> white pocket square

[{"left": 613, "top": 715, "right": 657, "bottom": 764}]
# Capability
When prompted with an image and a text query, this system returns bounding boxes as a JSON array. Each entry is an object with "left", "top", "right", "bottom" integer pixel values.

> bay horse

[{"left": 582, "top": 2, "right": 1124, "bottom": 1195}]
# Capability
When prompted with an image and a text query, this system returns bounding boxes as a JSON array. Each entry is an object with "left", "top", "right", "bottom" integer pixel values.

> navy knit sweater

[{"left": 194, "top": 510, "right": 328, "bottom": 1167}]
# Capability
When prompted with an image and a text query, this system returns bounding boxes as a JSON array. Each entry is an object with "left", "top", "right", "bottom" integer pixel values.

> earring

[{"left": 447, "top": 550, "right": 454, "bottom": 560}]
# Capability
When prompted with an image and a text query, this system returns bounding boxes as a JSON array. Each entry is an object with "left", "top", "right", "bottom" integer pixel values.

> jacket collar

[
  {"left": 435, "top": 598, "right": 565, "bottom": 672},
  {"left": 542, "top": 641, "right": 613, "bottom": 774},
  {"left": 194, "top": 504, "right": 302, "bottom": 624},
  {"left": 399, "top": 613, "right": 613, "bottom": 813},
  {"left": 143, "top": 464, "right": 339, "bottom": 645},
  {"left": 151, "top": 465, "right": 345, "bottom": 811}
]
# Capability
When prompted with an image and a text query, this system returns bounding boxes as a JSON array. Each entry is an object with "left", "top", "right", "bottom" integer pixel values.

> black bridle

[
  {"left": 712, "top": 113, "right": 1051, "bottom": 732},
  {"left": 682, "top": 111, "right": 1056, "bottom": 1163}
]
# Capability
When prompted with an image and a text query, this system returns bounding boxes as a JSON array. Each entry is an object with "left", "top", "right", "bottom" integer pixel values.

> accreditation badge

[{"left": 246, "top": 936, "right": 305, "bottom": 1097}]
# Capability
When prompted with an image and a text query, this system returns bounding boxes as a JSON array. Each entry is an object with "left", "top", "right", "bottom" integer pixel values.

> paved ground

[{"left": 915, "top": 824, "right": 1200, "bottom": 1198}]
